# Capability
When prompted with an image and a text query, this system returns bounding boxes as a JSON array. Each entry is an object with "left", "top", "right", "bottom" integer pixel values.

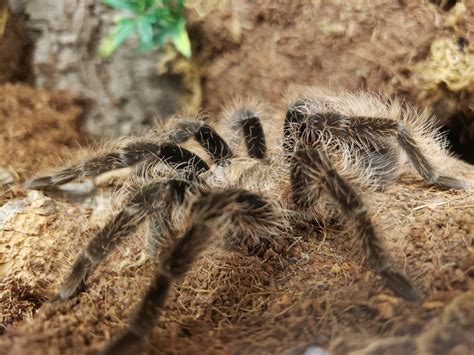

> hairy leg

[
  {"left": 297, "top": 112, "right": 467, "bottom": 190},
  {"left": 155, "top": 142, "right": 210, "bottom": 173},
  {"left": 169, "top": 119, "right": 233, "bottom": 162},
  {"left": 26, "top": 142, "right": 209, "bottom": 190},
  {"left": 102, "top": 188, "right": 280, "bottom": 355},
  {"left": 56, "top": 177, "right": 199, "bottom": 300},
  {"left": 146, "top": 173, "right": 208, "bottom": 256},
  {"left": 231, "top": 107, "right": 268, "bottom": 159},
  {"left": 291, "top": 145, "right": 421, "bottom": 301},
  {"left": 283, "top": 100, "right": 309, "bottom": 159}
]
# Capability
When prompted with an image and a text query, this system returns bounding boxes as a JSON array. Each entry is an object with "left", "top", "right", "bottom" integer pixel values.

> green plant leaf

[
  {"left": 150, "top": 7, "right": 171, "bottom": 24},
  {"left": 101, "top": 0, "right": 190, "bottom": 57},
  {"left": 103, "top": 0, "right": 140, "bottom": 12},
  {"left": 171, "top": 18, "right": 191, "bottom": 58},
  {"left": 135, "top": 0, "right": 149, "bottom": 13},
  {"left": 152, "top": 25, "right": 173, "bottom": 46},
  {"left": 160, "top": 0, "right": 172, "bottom": 8},
  {"left": 175, "top": 0, "right": 184, "bottom": 13},
  {"left": 136, "top": 16, "right": 153, "bottom": 49},
  {"left": 99, "top": 19, "right": 136, "bottom": 57},
  {"left": 115, "top": 17, "right": 136, "bottom": 27},
  {"left": 144, "top": 0, "right": 157, "bottom": 9}
]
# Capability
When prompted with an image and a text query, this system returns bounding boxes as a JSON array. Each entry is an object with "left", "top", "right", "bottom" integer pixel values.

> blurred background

[{"left": 0, "top": 0, "right": 472, "bottom": 189}]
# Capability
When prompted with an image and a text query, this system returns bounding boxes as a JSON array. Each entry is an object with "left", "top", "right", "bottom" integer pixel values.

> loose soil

[{"left": 0, "top": 83, "right": 85, "bottom": 203}]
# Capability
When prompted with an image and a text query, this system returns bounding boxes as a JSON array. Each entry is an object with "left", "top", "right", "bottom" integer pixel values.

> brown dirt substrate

[
  {"left": 0, "top": 83, "right": 84, "bottom": 177},
  {"left": 0, "top": 83, "right": 85, "bottom": 203}
]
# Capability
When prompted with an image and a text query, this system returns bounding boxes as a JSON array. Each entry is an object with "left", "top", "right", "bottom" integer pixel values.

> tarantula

[{"left": 26, "top": 90, "right": 467, "bottom": 354}]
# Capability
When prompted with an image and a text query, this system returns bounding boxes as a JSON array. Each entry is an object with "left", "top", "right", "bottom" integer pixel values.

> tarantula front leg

[
  {"left": 170, "top": 108, "right": 268, "bottom": 161},
  {"left": 26, "top": 141, "right": 209, "bottom": 190},
  {"left": 169, "top": 119, "right": 233, "bottom": 161},
  {"left": 291, "top": 145, "right": 421, "bottom": 301},
  {"left": 56, "top": 177, "right": 200, "bottom": 300},
  {"left": 102, "top": 188, "right": 281, "bottom": 355}
]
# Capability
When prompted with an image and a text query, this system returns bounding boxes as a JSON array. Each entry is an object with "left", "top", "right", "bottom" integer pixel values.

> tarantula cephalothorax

[{"left": 26, "top": 91, "right": 468, "bottom": 354}]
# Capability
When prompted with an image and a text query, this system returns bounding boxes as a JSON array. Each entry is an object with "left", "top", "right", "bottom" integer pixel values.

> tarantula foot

[
  {"left": 100, "top": 331, "right": 142, "bottom": 355},
  {"left": 433, "top": 175, "right": 470, "bottom": 190},
  {"left": 55, "top": 253, "right": 91, "bottom": 300},
  {"left": 380, "top": 269, "right": 422, "bottom": 302},
  {"left": 25, "top": 175, "right": 55, "bottom": 190},
  {"left": 56, "top": 278, "right": 86, "bottom": 301}
]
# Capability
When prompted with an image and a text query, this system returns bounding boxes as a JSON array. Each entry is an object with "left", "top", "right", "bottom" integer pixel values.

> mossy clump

[{"left": 413, "top": 37, "right": 473, "bottom": 95}]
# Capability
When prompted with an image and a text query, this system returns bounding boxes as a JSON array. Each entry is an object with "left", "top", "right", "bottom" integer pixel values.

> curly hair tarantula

[{"left": 26, "top": 90, "right": 467, "bottom": 354}]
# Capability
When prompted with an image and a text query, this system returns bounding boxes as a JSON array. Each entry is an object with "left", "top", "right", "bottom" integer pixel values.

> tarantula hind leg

[
  {"left": 55, "top": 177, "right": 198, "bottom": 301},
  {"left": 298, "top": 111, "right": 468, "bottom": 190},
  {"left": 101, "top": 188, "right": 281, "bottom": 355},
  {"left": 395, "top": 125, "right": 469, "bottom": 190},
  {"left": 291, "top": 145, "right": 422, "bottom": 302}
]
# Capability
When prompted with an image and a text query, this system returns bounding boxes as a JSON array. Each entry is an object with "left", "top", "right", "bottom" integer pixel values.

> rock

[{"left": 18, "top": 1, "right": 200, "bottom": 137}]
